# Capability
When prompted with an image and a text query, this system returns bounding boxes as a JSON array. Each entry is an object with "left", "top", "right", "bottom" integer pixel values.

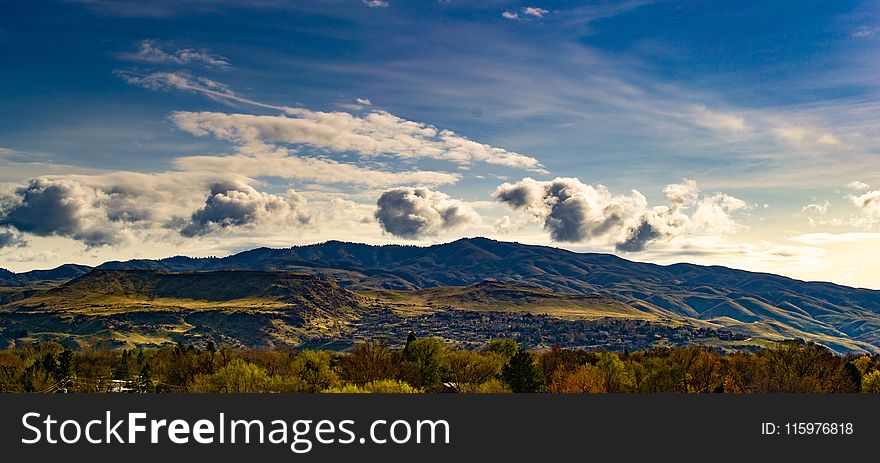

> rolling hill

[
  {"left": 3, "top": 237, "right": 880, "bottom": 353},
  {"left": 0, "top": 270, "right": 364, "bottom": 349}
]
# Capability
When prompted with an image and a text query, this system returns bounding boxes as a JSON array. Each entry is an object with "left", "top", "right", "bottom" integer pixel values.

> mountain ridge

[{"left": 3, "top": 238, "right": 879, "bottom": 353}]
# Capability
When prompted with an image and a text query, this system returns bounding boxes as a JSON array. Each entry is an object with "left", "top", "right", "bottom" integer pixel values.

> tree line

[{"left": 2, "top": 336, "right": 879, "bottom": 393}]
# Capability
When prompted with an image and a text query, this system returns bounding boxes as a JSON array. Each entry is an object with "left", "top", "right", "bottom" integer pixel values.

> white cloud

[
  {"left": 494, "top": 177, "right": 748, "bottom": 251},
  {"left": 117, "top": 71, "right": 290, "bottom": 111},
  {"left": 119, "top": 71, "right": 544, "bottom": 172},
  {"left": 788, "top": 232, "right": 880, "bottom": 245},
  {"left": 0, "top": 178, "right": 134, "bottom": 247},
  {"left": 173, "top": 144, "right": 460, "bottom": 187},
  {"left": 691, "top": 105, "right": 746, "bottom": 132},
  {"left": 356, "top": 97, "right": 372, "bottom": 105},
  {"left": 170, "top": 110, "right": 545, "bottom": 171},
  {"left": 848, "top": 189, "right": 880, "bottom": 225},
  {"left": 502, "top": 11, "right": 518, "bottom": 20},
  {"left": 817, "top": 133, "right": 840, "bottom": 145},
  {"left": 848, "top": 180, "right": 870, "bottom": 191},
  {"left": 123, "top": 40, "right": 230, "bottom": 68},
  {"left": 521, "top": 7, "right": 549, "bottom": 18},
  {"left": 774, "top": 126, "right": 808, "bottom": 142},
  {"left": 802, "top": 200, "right": 830, "bottom": 215},
  {"left": 363, "top": 0, "right": 389, "bottom": 7},
  {"left": 181, "top": 182, "right": 310, "bottom": 237}
]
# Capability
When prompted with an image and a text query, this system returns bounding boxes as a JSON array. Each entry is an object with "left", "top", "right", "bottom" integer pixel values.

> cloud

[
  {"left": 117, "top": 71, "right": 289, "bottom": 111},
  {"left": 494, "top": 177, "right": 748, "bottom": 251},
  {"left": 121, "top": 71, "right": 543, "bottom": 172},
  {"left": 521, "top": 7, "right": 549, "bottom": 18},
  {"left": 773, "top": 126, "right": 808, "bottom": 142},
  {"left": 170, "top": 110, "right": 545, "bottom": 171},
  {"left": 852, "top": 26, "right": 880, "bottom": 38},
  {"left": 802, "top": 200, "right": 830, "bottom": 214},
  {"left": 691, "top": 106, "right": 746, "bottom": 132},
  {"left": 773, "top": 126, "right": 842, "bottom": 147},
  {"left": 356, "top": 97, "right": 372, "bottom": 106},
  {"left": 0, "top": 228, "right": 25, "bottom": 249},
  {"left": 493, "top": 215, "right": 516, "bottom": 234},
  {"left": 375, "top": 187, "right": 478, "bottom": 239},
  {"left": 123, "top": 40, "right": 229, "bottom": 68},
  {"left": 848, "top": 189, "right": 880, "bottom": 225},
  {"left": 363, "top": 0, "right": 389, "bottom": 7},
  {"left": 789, "top": 232, "right": 880, "bottom": 245},
  {"left": 181, "top": 182, "right": 310, "bottom": 237},
  {"left": 173, "top": 144, "right": 460, "bottom": 187},
  {"left": 848, "top": 180, "right": 870, "bottom": 191},
  {"left": 504, "top": 7, "right": 550, "bottom": 20},
  {"left": 0, "top": 178, "right": 132, "bottom": 247},
  {"left": 494, "top": 177, "right": 647, "bottom": 243},
  {"left": 817, "top": 133, "right": 840, "bottom": 145}
]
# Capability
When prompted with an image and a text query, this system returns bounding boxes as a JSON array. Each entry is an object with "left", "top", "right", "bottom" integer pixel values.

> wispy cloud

[
  {"left": 121, "top": 40, "right": 230, "bottom": 68},
  {"left": 363, "top": 0, "right": 389, "bottom": 8}
]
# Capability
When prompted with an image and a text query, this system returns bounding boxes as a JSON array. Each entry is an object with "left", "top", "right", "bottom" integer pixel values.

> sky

[{"left": 1, "top": 0, "right": 879, "bottom": 288}]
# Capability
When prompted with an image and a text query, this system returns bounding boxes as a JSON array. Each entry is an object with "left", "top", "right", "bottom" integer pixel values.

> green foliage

[
  {"left": 501, "top": 346, "right": 545, "bottom": 393},
  {"left": 399, "top": 337, "right": 449, "bottom": 391},
  {"left": 0, "top": 340, "right": 875, "bottom": 394},
  {"left": 486, "top": 339, "right": 519, "bottom": 361},
  {"left": 324, "top": 379, "right": 420, "bottom": 394},
  {"left": 862, "top": 371, "right": 880, "bottom": 393},
  {"left": 191, "top": 359, "right": 273, "bottom": 393}
]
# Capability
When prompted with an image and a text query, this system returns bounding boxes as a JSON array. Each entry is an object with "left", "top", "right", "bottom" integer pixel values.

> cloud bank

[
  {"left": 170, "top": 110, "right": 545, "bottom": 171},
  {"left": 494, "top": 177, "right": 748, "bottom": 251}
]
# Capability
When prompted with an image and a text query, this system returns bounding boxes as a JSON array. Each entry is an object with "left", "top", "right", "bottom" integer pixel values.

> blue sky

[{"left": 1, "top": 0, "right": 879, "bottom": 288}]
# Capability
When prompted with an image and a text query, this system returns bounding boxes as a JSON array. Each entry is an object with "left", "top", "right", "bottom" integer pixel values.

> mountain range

[{"left": 2, "top": 237, "right": 879, "bottom": 353}]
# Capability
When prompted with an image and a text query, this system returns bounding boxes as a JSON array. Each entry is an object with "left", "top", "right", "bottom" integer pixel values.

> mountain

[
  {"left": 0, "top": 264, "right": 93, "bottom": 286},
  {"left": 4, "top": 237, "right": 880, "bottom": 353},
  {"left": 93, "top": 237, "right": 880, "bottom": 353}
]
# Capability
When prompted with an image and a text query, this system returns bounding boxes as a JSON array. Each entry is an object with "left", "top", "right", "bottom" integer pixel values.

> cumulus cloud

[
  {"left": 802, "top": 200, "right": 830, "bottom": 214},
  {"left": 848, "top": 180, "right": 870, "bottom": 191},
  {"left": 848, "top": 189, "right": 880, "bottom": 226},
  {"left": 501, "top": 11, "right": 519, "bottom": 20},
  {"left": 170, "top": 110, "right": 545, "bottom": 171},
  {"left": 181, "top": 182, "right": 310, "bottom": 237},
  {"left": 363, "top": 0, "right": 389, "bottom": 7},
  {"left": 375, "top": 187, "right": 479, "bottom": 239},
  {"left": 124, "top": 40, "right": 229, "bottom": 68},
  {"left": 356, "top": 97, "right": 372, "bottom": 106},
  {"left": 0, "top": 178, "right": 131, "bottom": 246},
  {"left": 494, "top": 177, "right": 748, "bottom": 251},
  {"left": 494, "top": 177, "right": 647, "bottom": 243}
]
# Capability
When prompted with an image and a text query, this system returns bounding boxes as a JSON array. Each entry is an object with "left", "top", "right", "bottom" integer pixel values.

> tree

[
  {"left": 340, "top": 341, "right": 394, "bottom": 385},
  {"left": 502, "top": 347, "right": 544, "bottom": 393},
  {"left": 486, "top": 339, "right": 519, "bottom": 362},
  {"left": 862, "top": 370, "right": 880, "bottom": 393},
  {"left": 135, "top": 364, "right": 154, "bottom": 393},
  {"left": 191, "top": 359, "right": 273, "bottom": 393},
  {"left": 400, "top": 338, "right": 448, "bottom": 391}
]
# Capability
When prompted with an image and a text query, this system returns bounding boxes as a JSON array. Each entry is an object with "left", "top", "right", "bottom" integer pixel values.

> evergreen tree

[
  {"left": 502, "top": 347, "right": 544, "bottom": 393},
  {"left": 135, "top": 364, "right": 154, "bottom": 393}
]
